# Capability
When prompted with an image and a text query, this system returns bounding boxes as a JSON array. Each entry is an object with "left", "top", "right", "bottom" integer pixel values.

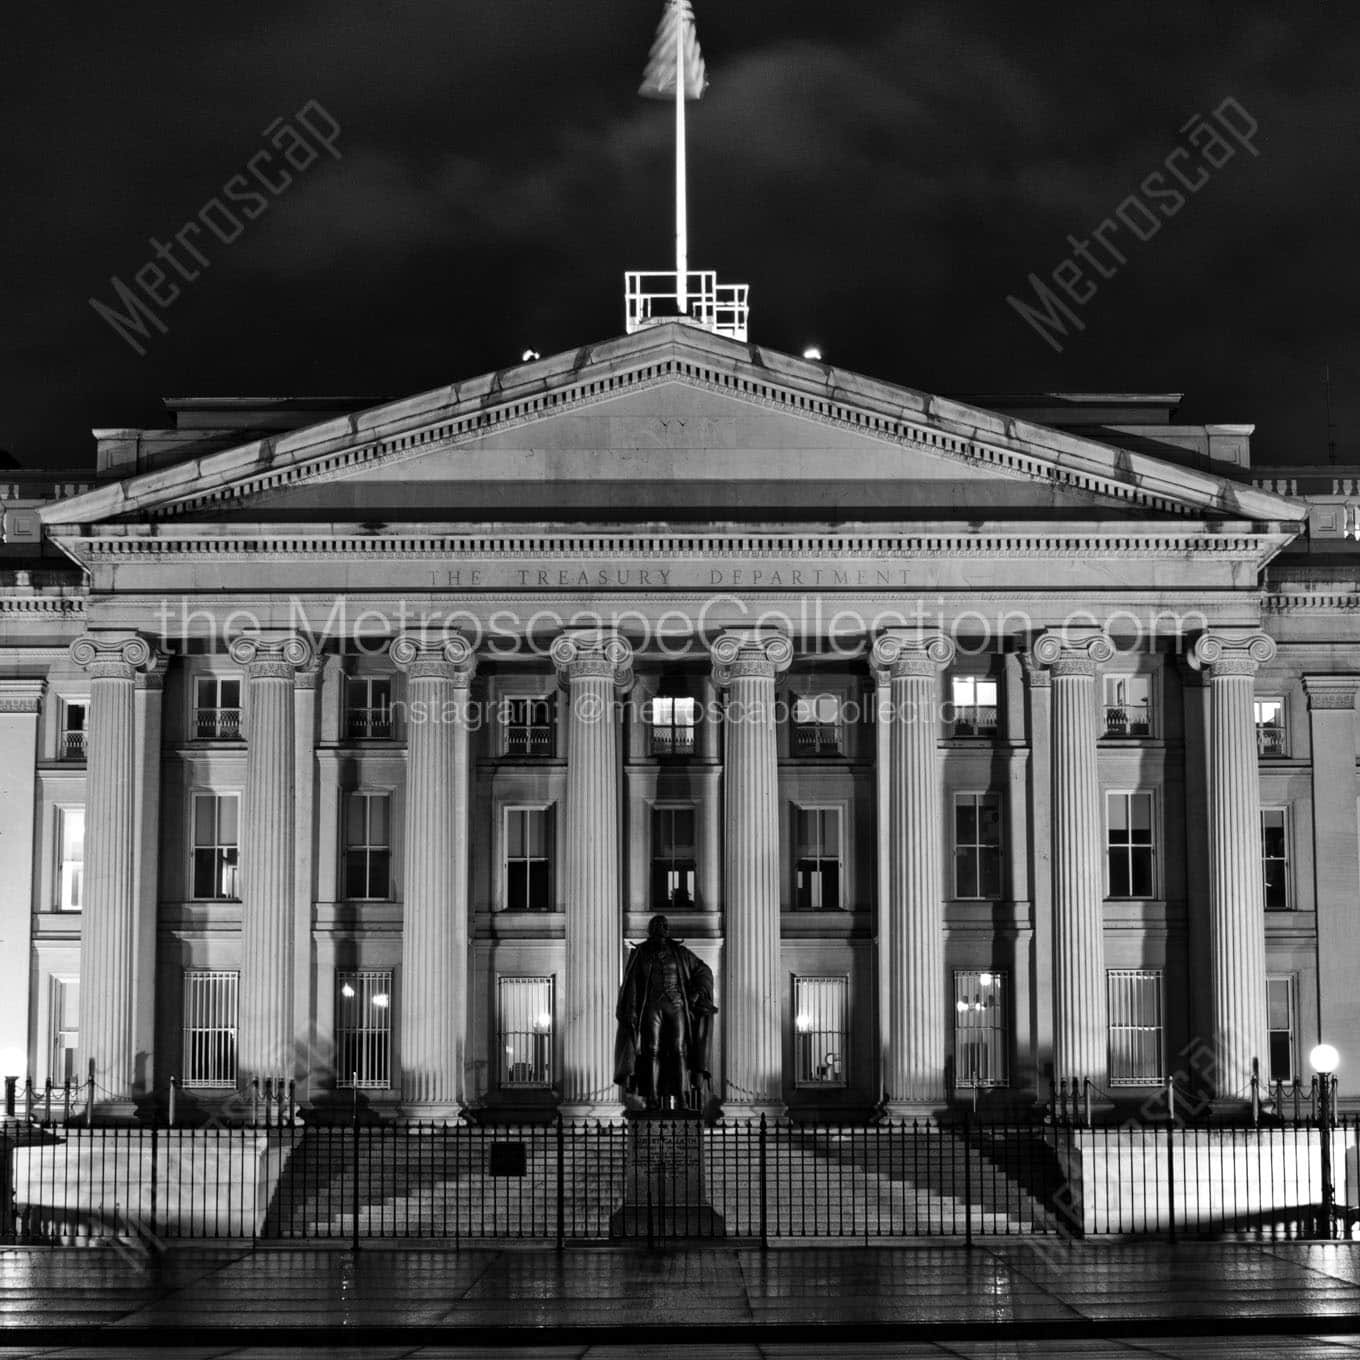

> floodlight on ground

[{"left": 1310, "top": 1042, "right": 1340, "bottom": 1074}]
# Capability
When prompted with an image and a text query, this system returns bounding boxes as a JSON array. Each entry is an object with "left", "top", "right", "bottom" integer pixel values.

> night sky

[{"left": 2, "top": 1, "right": 1357, "bottom": 471}]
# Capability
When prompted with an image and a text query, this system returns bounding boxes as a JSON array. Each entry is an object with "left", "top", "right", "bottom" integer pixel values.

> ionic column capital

[
  {"left": 70, "top": 634, "right": 159, "bottom": 681},
  {"left": 869, "top": 630, "right": 955, "bottom": 684},
  {"left": 228, "top": 633, "right": 315, "bottom": 679},
  {"left": 1303, "top": 674, "right": 1360, "bottom": 711},
  {"left": 710, "top": 630, "right": 793, "bottom": 687},
  {"left": 1189, "top": 629, "right": 1276, "bottom": 677},
  {"left": 391, "top": 633, "right": 477, "bottom": 686},
  {"left": 551, "top": 629, "right": 634, "bottom": 691},
  {"left": 1032, "top": 628, "right": 1115, "bottom": 678}
]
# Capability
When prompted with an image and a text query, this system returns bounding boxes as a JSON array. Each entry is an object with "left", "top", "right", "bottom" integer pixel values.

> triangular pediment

[{"left": 42, "top": 323, "right": 1304, "bottom": 531}]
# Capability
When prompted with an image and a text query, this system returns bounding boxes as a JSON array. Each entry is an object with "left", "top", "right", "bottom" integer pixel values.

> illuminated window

[
  {"left": 794, "top": 806, "right": 842, "bottom": 911},
  {"left": 1107, "top": 970, "right": 1164, "bottom": 1085},
  {"left": 182, "top": 971, "right": 238, "bottom": 1087},
  {"left": 345, "top": 676, "right": 393, "bottom": 740},
  {"left": 343, "top": 793, "right": 391, "bottom": 900},
  {"left": 649, "top": 696, "right": 697, "bottom": 757},
  {"left": 1107, "top": 792, "right": 1155, "bottom": 897},
  {"left": 194, "top": 676, "right": 242, "bottom": 741},
  {"left": 1254, "top": 699, "right": 1286, "bottom": 757},
  {"left": 1261, "top": 808, "right": 1290, "bottom": 910},
  {"left": 191, "top": 794, "right": 240, "bottom": 900},
  {"left": 954, "top": 794, "right": 1002, "bottom": 899},
  {"left": 950, "top": 676, "right": 998, "bottom": 737},
  {"left": 336, "top": 970, "right": 392, "bottom": 1089},
  {"left": 1103, "top": 674, "right": 1152, "bottom": 737},
  {"left": 505, "top": 807, "right": 552, "bottom": 910},
  {"left": 792, "top": 693, "right": 841, "bottom": 755},
  {"left": 651, "top": 806, "right": 696, "bottom": 911},
  {"left": 793, "top": 976, "right": 847, "bottom": 1087},
  {"left": 953, "top": 971, "right": 1008, "bottom": 1087},
  {"left": 504, "top": 697, "right": 555, "bottom": 757},
  {"left": 56, "top": 807, "right": 85, "bottom": 911},
  {"left": 499, "top": 976, "right": 554, "bottom": 1088}
]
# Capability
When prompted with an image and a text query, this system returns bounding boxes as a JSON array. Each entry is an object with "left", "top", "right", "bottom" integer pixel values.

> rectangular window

[
  {"left": 343, "top": 793, "right": 391, "bottom": 900},
  {"left": 793, "top": 976, "right": 848, "bottom": 1087},
  {"left": 1107, "top": 792, "right": 1155, "bottom": 898},
  {"left": 60, "top": 700, "right": 88, "bottom": 761},
  {"left": 792, "top": 693, "right": 842, "bottom": 755},
  {"left": 498, "top": 976, "right": 554, "bottom": 1088},
  {"left": 505, "top": 807, "right": 552, "bottom": 910},
  {"left": 336, "top": 970, "right": 392, "bottom": 1089},
  {"left": 950, "top": 676, "right": 998, "bottom": 737},
  {"left": 1107, "top": 970, "right": 1164, "bottom": 1085},
  {"left": 1255, "top": 699, "right": 1286, "bottom": 757},
  {"left": 182, "top": 970, "right": 238, "bottom": 1087},
  {"left": 651, "top": 806, "right": 696, "bottom": 910},
  {"left": 649, "top": 696, "right": 697, "bottom": 757},
  {"left": 953, "top": 970, "right": 1008, "bottom": 1088},
  {"left": 345, "top": 676, "right": 393, "bottom": 740},
  {"left": 1267, "top": 975, "right": 1296, "bottom": 1084},
  {"left": 1261, "top": 808, "right": 1290, "bottom": 911},
  {"left": 1103, "top": 674, "right": 1152, "bottom": 737},
  {"left": 56, "top": 807, "right": 85, "bottom": 911},
  {"left": 194, "top": 676, "right": 242, "bottom": 741},
  {"left": 794, "top": 806, "right": 842, "bottom": 911},
  {"left": 504, "top": 697, "right": 555, "bottom": 757},
  {"left": 954, "top": 794, "right": 1002, "bottom": 899},
  {"left": 49, "top": 978, "right": 79, "bottom": 1085},
  {"left": 191, "top": 794, "right": 240, "bottom": 900}
]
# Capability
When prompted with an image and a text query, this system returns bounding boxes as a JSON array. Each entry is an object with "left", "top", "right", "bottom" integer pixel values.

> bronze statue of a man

[{"left": 614, "top": 914, "right": 716, "bottom": 1109}]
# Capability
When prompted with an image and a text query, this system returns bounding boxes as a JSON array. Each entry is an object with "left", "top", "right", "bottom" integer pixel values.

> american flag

[{"left": 639, "top": 0, "right": 707, "bottom": 101}]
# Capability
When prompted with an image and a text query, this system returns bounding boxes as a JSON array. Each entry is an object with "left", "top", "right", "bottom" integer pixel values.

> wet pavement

[{"left": 0, "top": 1241, "right": 1357, "bottom": 1356}]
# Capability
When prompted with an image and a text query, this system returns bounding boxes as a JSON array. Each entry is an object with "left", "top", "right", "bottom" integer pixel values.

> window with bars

[
  {"left": 59, "top": 700, "right": 87, "bottom": 761},
  {"left": 194, "top": 676, "right": 242, "bottom": 741},
  {"left": 953, "top": 970, "right": 1008, "bottom": 1088},
  {"left": 336, "top": 970, "right": 393, "bottom": 1088},
  {"left": 504, "top": 697, "right": 555, "bottom": 757},
  {"left": 651, "top": 806, "right": 696, "bottom": 911},
  {"left": 505, "top": 807, "right": 552, "bottom": 910},
  {"left": 182, "top": 971, "right": 239, "bottom": 1087},
  {"left": 1267, "top": 975, "right": 1297, "bottom": 1084},
  {"left": 343, "top": 793, "right": 391, "bottom": 900},
  {"left": 793, "top": 806, "right": 842, "bottom": 911},
  {"left": 1261, "top": 808, "right": 1290, "bottom": 910},
  {"left": 1107, "top": 969, "right": 1164, "bottom": 1085},
  {"left": 950, "top": 676, "right": 998, "bottom": 737},
  {"left": 345, "top": 676, "right": 393, "bottom": 740},
  {"left": 1107, "top": 792, "right": 1155, "bottom": 897},
  {"left": 954, "top": 793, "right": 1002, "bottom": 899},
  {"left": 498, "top": 976, "right": 554, "bottom": 1088},
  {"left": 649, "top": 696, "right": 697, "bottom": 757},
  {"left": 191, "top": 794, "right": 240, "bottom": 900},
  {"left": 791, "top": 693, "right": 842, "bottom": 755},
  {"left": 1255, "top": 699, "right": 1286, "bottom": 757},
  {"left": 49, "top": 978, "right": 79, "bottom": 1085},
  {"left": 793, "top": 976, "right": 847, "bottom": 1087},
  {"left": 1103, "top": 674, "right": 1152, "bottom": 737},
  {"left": 56, "top": 806, "right": 84, "bottom": 911}
]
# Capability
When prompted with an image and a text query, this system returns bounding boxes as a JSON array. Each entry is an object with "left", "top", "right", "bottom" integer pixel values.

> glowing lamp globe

[{"left": 1310, "top": 1043, "right": 1340, "bottom": 1075}]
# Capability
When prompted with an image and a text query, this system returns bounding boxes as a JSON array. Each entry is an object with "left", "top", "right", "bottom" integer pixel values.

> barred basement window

[
  {"left": 191, "top": 794, "right": 240, "bottom": 901},
  {"left": 1261, "top": 808, "right": 1290, "bottom": 910},
  {"left": 345, "top": 676, "right": 393, "bottom": 740},
  {"left": 793, "top": 806, "right": 842, "bottom": 910},
  {"left": 1106, "top": 792, "right": 1155, "bottom": 898},
  {"left": 49, "top": 977, "right": 79, "bottom": 1085},
  {"left": 953, "top": 970, "right": 1008, "bottom": 1087},
  {"left": 504, "top": 697, "right": 555, "bottom": 757},
  {"left": 56, "top": 807, "right": 84, "bottom": 911},
  {"left": 182, "top": 971, "right": 238, "bottom": 1087},
  {"left": 791, "top": 693, "right": 841, "bottom": 755},
  {"left": 953, "top": 794, "right": 1002, "bottom": 899},
  {"left": 344, "top": 793, "right": 391, "bottom": 900},
  {"left": 1267, "top": 975, "right": 1297, "bottom": 1084},
  {"left": 950, "top": 676, "right": 998, "bottom": 737},
  {"left": 194, "top": 676, "right": 242, "bottom": 741},
  {"left": 336, "top": 970, "right": 392, "bottom": 1089},
  {"left": 1255, "top": 699, "right": 1286, "bottom": 757},
  {"left": 1107, "top": 969, "right": 1164, "bottom": 1085},
  {"left": 651, "top": 806, "right": 696, "bottom": 910},
  {"left": 499, "top": 976, "right": 554, "bottom": 1088},
  {"left": 793, "top": 976, "right": 847, "bottom": 1087},
  {"left": 505, "top": 807, "right": 552, "bottom": 910}
]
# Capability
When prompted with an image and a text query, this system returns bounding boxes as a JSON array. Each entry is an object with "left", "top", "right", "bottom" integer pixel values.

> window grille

[
  {"left": 950, "top": 676, "right": 998, "bottom": 736},
  {"left": 792, "top": 693, "right": 841, "bottom": 755},
  {"left": 194, "top": 676, "right": 242, "bottom": 741},
  {"left": 192, "top": 794, "right": 240, "bottom": 900},
  {"left": 1107, "top": 969, "right": 1164, "bottom": 1085},
  {"left": 182, "top": 971, "right": 238, "bottom": 1087},
  {"left": 649, "top": 696, "right": 697, "bottom": 757},
  {"left": 336, "top": 970, "right": 392, "bottom": 1089},
  {"left": 60, "top": 700, "right": 88, "bottom": 761},
  {"left": 793, "top": 976, "right": 847, "bottom": 1087},
  {"left": 345, "top": 676, "right": 393, "bottom": 740},
  {"left": 499, "top": 976, "right": 554, "bottom": 1087},
  {"left": 1103, "top": 674, "right": 1152, "bottom": 737},
  {"left": 953, "top": 971, "right": 1008, "bottom": 1088},
  {"left": 504, "top": 697, "right": 555, "bottom": 757},
  {"left": 1254, "top": 699, "right": 1286, "bottom": 757}
]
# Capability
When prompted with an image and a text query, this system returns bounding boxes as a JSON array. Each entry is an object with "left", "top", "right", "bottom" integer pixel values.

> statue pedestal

[{"left": 609, "top": 1111, "right": 724, "bottom": 1239}]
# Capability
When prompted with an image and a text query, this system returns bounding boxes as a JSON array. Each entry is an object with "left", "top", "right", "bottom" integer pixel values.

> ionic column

[
  {"left": 1033, "top": 629, "right": 1114, "bottom": 1092},
  {"left": 392, "top": 634, "right": 477, "bottom": 1118},
  {"left": 70, "top": 635, "right": 157, "bottom": 1112},
  {"left": 711, "top": 630, "right": 792, "bottom": 1119},
  {"left": 871, "top": 630, "right": 955, "bottom": 1117},
  {"left": 229, "top": 634, "right": 314, "bottom": 1088},
  {"left": 551, "top": 629, "right": 634, "bottom": 1119},
  {"left": 1191, "top": 630, "right": 1276, "bottom": 1108}
]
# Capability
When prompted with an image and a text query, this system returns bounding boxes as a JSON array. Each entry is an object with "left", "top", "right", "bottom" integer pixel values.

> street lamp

[{"left": 1310, "top": 1042, "right": 1339, "bottom": 1240}]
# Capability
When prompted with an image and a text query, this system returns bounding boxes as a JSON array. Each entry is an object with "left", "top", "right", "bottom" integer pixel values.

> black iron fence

[{"left": 2, "top": 1116, "right": 1356, "bottom": 1249}]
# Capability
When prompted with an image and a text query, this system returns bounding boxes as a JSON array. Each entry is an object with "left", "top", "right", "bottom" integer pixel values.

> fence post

[
  {"left": 759, "top": 1115, "right": 768, "bottom": 1250},
  {"left": 0, "top": 1123, "right": 10, "bottom": 1243},
  {"left": 555, "top": 1115, "right": 565, "bottom": 1252},
  {"left": 1083, "top": 1078, "right": 1092, "bottom": 1129},
  {"left": 148, "top": 1126, "right": 159, "bottom": 1242},
  {"left": 963, "top": 1111, "right": 973, "bottom": 1249},
  {"left": 85, "top": 1066, "right": 94, "bottom": 1128},
  {"left": 1165, "top": 1116, "right": 1176, "bottom": 1244},
  {"left": 63, "top": 1080, "right": 71, "bottom": 1127},
  {"left": 350, "top": 1080, "right": 360, "bottom": 1254},
  {"left": 1251, "top": 1059, "right": 1261, "bottom": 1127},
  {"left": 168, "top": 1077, "right": 177, "bottom": 1129}
]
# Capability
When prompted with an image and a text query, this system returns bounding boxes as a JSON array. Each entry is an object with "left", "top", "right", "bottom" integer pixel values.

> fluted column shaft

[
  {"left": 392, "top": 636, "right": 476, "bottom": 1116},
  {"left": 552, "top": 630, "right": 633, "bottom": 1118},
  {"left": 712, "top": 630, "right": 792, "bottom": 1118},
  {"left": 872, "top": 631, "right": 954, "bottom": 1115},
  {"left": 1035, "top": 631, "right": 1113, "bottom": 1088},
  {"left": 71, "top": 636, "right": 153, "bottom": 1106},
  {"left": 1194, "top": 631, "right": 1275, "bottom": 1104},
  {"left": 230, "top": 635, "right": 313, "bottom": 1085}
]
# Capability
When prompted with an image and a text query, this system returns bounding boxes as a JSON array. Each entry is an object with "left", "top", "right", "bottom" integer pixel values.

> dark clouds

[{"left": 1, "top": 1, "right": 1357, "bottom": 469}]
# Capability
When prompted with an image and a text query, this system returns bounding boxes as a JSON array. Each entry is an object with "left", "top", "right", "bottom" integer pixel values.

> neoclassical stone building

[{"left": 1, "top": 320, "right": 1357, "bottom": 1120}]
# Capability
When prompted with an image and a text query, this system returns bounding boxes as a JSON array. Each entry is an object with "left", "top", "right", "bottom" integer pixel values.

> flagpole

[{"left": 675, "top": 0, "right": 688, "bottom": 315}]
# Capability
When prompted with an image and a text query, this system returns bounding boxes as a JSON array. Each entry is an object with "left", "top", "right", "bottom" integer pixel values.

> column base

[
  {"left": 396, "top": 1103, "right": 468, "bottom": 1125},
  {"left": 718, "top": 1101, "right": 787, "bottom": 1123},
  {"left": 558, "top": 1102, "right": 627, "bottom": 1124},
  {"left": 878, "top": 1100, "right": 948, "bottom": 1124}
]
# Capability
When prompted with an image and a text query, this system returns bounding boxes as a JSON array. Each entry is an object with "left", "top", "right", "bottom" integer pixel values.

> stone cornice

[
  {"left": 0, "top": 678, "right": 46, "bottom": 712},
  {"left": 1303, "top": 675, "right": 1360, "bottom": 711}
]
